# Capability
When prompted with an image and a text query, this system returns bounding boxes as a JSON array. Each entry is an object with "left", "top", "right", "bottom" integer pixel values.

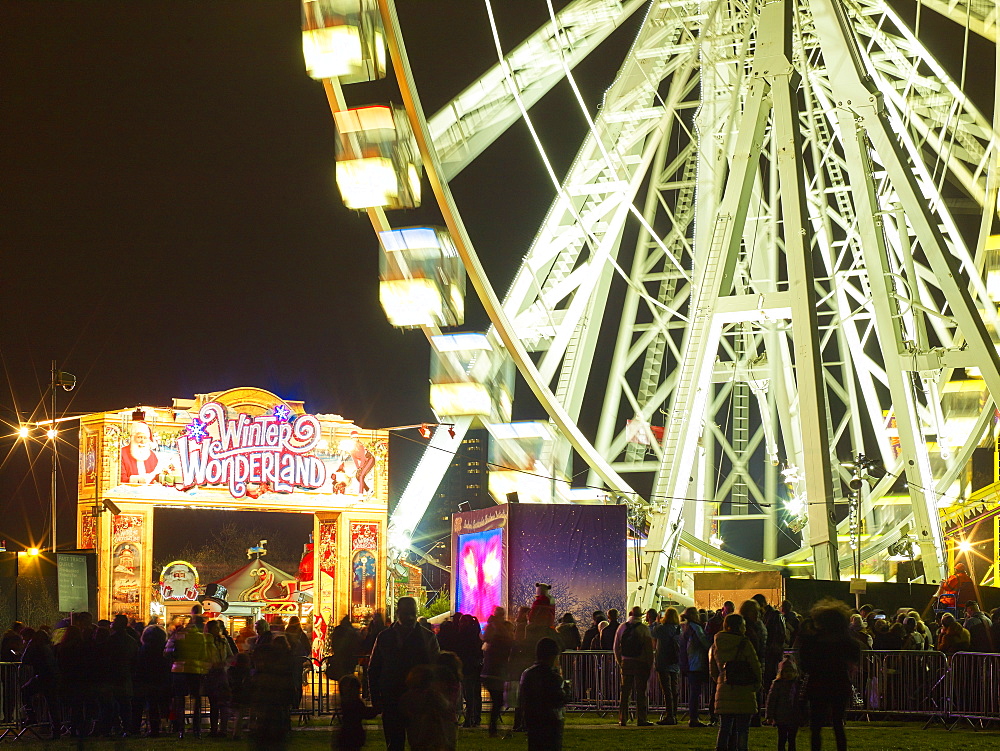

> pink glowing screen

[{"left": 454, "top": 527, "right": 504, "bottom": 624}]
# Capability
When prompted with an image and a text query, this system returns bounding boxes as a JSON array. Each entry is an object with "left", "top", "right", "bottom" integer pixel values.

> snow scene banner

[{"left": 506, "top": 504, "right": 626, "bottom": 629}]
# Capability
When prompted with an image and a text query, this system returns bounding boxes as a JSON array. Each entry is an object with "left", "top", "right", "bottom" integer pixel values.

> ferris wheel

[{"left": 302, "top": 0, "right": 1000, "bottom": 607}]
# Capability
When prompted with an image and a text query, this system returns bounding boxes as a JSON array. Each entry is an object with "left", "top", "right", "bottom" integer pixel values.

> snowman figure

[{"left": 200, "top": 583, "right": 230, "bottom": 619}]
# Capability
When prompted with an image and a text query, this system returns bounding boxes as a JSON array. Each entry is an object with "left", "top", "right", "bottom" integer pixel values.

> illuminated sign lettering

[{"left": 177, "top": 401, "right": 327, "bottom": 498}]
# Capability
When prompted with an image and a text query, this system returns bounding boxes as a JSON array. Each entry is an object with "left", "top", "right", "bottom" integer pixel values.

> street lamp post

[{"left": 40, "top": 362, "right": 77, "bottom": 553}]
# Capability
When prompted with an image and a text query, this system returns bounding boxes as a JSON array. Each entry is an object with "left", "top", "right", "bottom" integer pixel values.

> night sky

[{"left": 0, "top": 1, "right": 636, "bottom": 556}]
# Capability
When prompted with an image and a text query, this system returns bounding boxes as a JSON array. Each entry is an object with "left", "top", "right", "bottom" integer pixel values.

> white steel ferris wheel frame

[{"left": 317, "top": 0, "right": 1000, "bottom": 606}]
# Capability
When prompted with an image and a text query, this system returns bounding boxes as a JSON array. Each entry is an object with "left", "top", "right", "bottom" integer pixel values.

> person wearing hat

[
  {"left": 528, "top": 583, "right": 556, "bottom": 629},
  {"left": 937, "top": 562, "right": 975, "bottom": 612},
  {"left": 200, "top": 583, "right": 230, "bottom": 620},
  {"left": 555, "top": 613, "right": 580, "bottom": 651},
  {"left": 120, "top": 420, "right": 160, "bottom": 484}
]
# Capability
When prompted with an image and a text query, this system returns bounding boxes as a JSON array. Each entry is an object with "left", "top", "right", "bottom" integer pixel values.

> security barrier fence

[
  {"left": 2, "top": 650, "right": 998, "bottom": 738},
  {"left": 555, "top": 650, "right": 1000, "bottom": 722}
]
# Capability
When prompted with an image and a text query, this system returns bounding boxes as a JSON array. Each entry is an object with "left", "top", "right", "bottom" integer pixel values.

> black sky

[{"left": 0, "top": 1, "right": 635, "bottom": 554}]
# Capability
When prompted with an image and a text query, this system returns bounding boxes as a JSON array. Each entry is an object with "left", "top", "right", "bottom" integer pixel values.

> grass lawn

[{"left": 8, "top": 716, "right": 998, "bottom": 750}]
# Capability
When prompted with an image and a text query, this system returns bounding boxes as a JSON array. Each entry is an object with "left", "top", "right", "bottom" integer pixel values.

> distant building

[{"left": 416, "top": 429, "right": 489, "bottom": 591}]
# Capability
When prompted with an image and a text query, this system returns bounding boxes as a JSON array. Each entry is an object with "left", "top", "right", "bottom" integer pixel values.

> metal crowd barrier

[
  {"left": 849, "top": 650, "right": 951, "bottom": 718},
  {"left": 558, "top": 651, "right": 709, "bottom": 715},
  {"left": 946, "top": 652, "right": 1000, "bottom": 721},
  {"left": 0, "top": 663, "right": 23, "bottom": 739},
  {"left": 559, "top": 649, "right": 1000, "bottom": 723}
]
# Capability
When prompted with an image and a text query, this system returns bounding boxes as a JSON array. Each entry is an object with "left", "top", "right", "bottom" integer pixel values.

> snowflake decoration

[
  {"left": 272, "top": 404, "right": 293, "bottom": 423},
  {"left": 184, "top": 418, "right": 210, "bottom": 442}
]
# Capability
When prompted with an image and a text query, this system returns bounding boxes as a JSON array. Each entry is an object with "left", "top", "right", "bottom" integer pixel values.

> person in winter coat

[
  {"left": 963, "top": 601, "right": 994, "bottom": 652},
  {"left": 613, "top": 606, "right": 654, "bottom": 726},
  {"left": 680, "top": 606, "right": 712, "bottom": 727},
  {"left": 650, "top": 607, "right": 682, "bottom": 725},
  {"left": 847, "top": 615, "right": 872, "bottom": 650},
  {"left": 710, "top": 614, "right": 762, "bottom": 751},
  {"left": 400, "top": 662, "right": 458, "bottom": 751},
  {"left": 336, "top": 673, "right": 379, "bottom": 751},
  {"left": 328, "top": 616, "right": 362, "bottom": 683},
  {"left": 900, "top": 617, "right": 926, "bottom": 650},
  {"left": 798, "top": 599, "right": 861, "bottom": 751},
  {"left": 936, "top": 612, "right": 970, "bottom": 655},
  {"left": 204, "top": 619, "right": 234, "bottom": 737},
  {"left": 513, "top": 606, "right": 531, "bottom": 641},
  {"left": 165, "top": 614, "right": 210, "bottom": 738},
  {"left": 456, "top": 614, "right": 483, "bottom": 727},
  {"left": 107, "top": 614, "right": 139, "bottom": 736},
  {"left": 20, "top": 629, "right": 59, "bottom": 737},
  {"left": 518, "top": 637, "right": 572, "bottom": 751},
  {"left": 555, "top": 613, "right": 581, "bottom": 651},
  {"left": 590, "top": 621, "right": 609, "bottom": 650},
  {"left": 580, "top": 612, "right": 604, "bottom": 652},
  {"left": 599, "top": 609, "right": 620, "bottom": 650},
  {"left": 752, "top": 594, "right": 787, "bottom": 691},
  {"left": 368, "top": 597, "right": 441, "bottom": 751},
  {"left": 132, "top": 625, "right": 171, "bottom": 737},
  {"left": 481, "top": 609, "right": 514, "bottom": 737},
  {"left": 249, "top": 634, "right": 298, "bottom": 748},
  {"left": 738, "top": 600, "right": 767, "bottom": 665},
  {"left": 285, "top": 616, "right": 311, "bottom": 709},
  {"left": 765, "top": 657, "right": 805, "bottom": 751},
  {"left": 55, "top": 625, "right": 90, "bottom": 737}
]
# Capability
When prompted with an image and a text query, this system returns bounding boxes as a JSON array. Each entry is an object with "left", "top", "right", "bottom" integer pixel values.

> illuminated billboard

[{"left": 454, "top": 526, "right": 505, "bottom": 624}]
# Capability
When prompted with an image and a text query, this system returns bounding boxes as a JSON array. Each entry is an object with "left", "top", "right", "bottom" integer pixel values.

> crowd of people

[
  {"left": 330, "top": 584, "right": 576, "bottom": 751},
  {"left": 2, "top": 589, "right": 997, "bottom": 751},
  {"left": 326, "top": 590, "right": 996, "bottom": 751},
  {"left": 1, "top": 608, "right": 311, "bottom": 746}
]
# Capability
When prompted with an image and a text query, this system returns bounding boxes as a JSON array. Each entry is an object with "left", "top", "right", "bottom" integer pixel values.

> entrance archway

[{"left": 75, "top": 386, "right": 388, "bottom": 655}]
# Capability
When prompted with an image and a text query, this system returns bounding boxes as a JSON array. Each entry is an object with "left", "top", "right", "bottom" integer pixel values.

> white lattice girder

[
  {"left": 427, "top": 0, "right": 647, "bottom": 181},
  {"left": 915, "top": 0, "right": 998, "bottom": 41}
]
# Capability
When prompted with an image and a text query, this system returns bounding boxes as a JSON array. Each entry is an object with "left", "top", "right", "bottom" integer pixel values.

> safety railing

[
  {"left": 946, "top": 651, "right": 1000, "bottom": 721},
  {"left": 849, "top": 649, "right": 951, "bottom": 717},
  {"left": 559, "top": 651, "right": 708, "bottom": 714},
  {"left": 558, "top": 650, "right": 1000, "bottom": 722}
]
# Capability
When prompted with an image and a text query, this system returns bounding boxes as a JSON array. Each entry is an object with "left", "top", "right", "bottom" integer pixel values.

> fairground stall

[{"left": 75, "top": 386, "right": 388, "bottom": 655}]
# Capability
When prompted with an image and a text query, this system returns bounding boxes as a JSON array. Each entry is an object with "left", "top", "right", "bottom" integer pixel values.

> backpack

[
  {"left": 620, "top": 622, "right": 643, "bottom": 658},
  {"left": 655, "top": 625, "right": 680, "bottom": 668},
  {"left": 722, "top": 639, "right": 756, "bottom": 686}
]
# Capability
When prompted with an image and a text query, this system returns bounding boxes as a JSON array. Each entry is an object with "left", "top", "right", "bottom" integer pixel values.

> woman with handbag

[
  {"left": 797, "top": 599, "right": 861, "bottom": 751},
  {"left": 709, "top": 614, "right": 761, "bottom": 751}
]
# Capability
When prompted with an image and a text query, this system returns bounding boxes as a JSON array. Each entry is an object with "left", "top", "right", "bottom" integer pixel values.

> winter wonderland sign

[{"left": 177, "top": 401, "right": 327, "bottom": 498}]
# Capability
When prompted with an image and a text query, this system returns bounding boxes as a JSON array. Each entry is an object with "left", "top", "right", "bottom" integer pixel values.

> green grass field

[{"left": 8, "top": 716, "right": 998, "bottom": 750}]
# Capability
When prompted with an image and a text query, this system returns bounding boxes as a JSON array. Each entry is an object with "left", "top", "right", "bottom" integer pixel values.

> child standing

[
  {"left": 765, "top": 657, "right": 805, "bottom": 751},
  {"left": 336, "top": 674, "right": 379, "bottom": 751}
]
